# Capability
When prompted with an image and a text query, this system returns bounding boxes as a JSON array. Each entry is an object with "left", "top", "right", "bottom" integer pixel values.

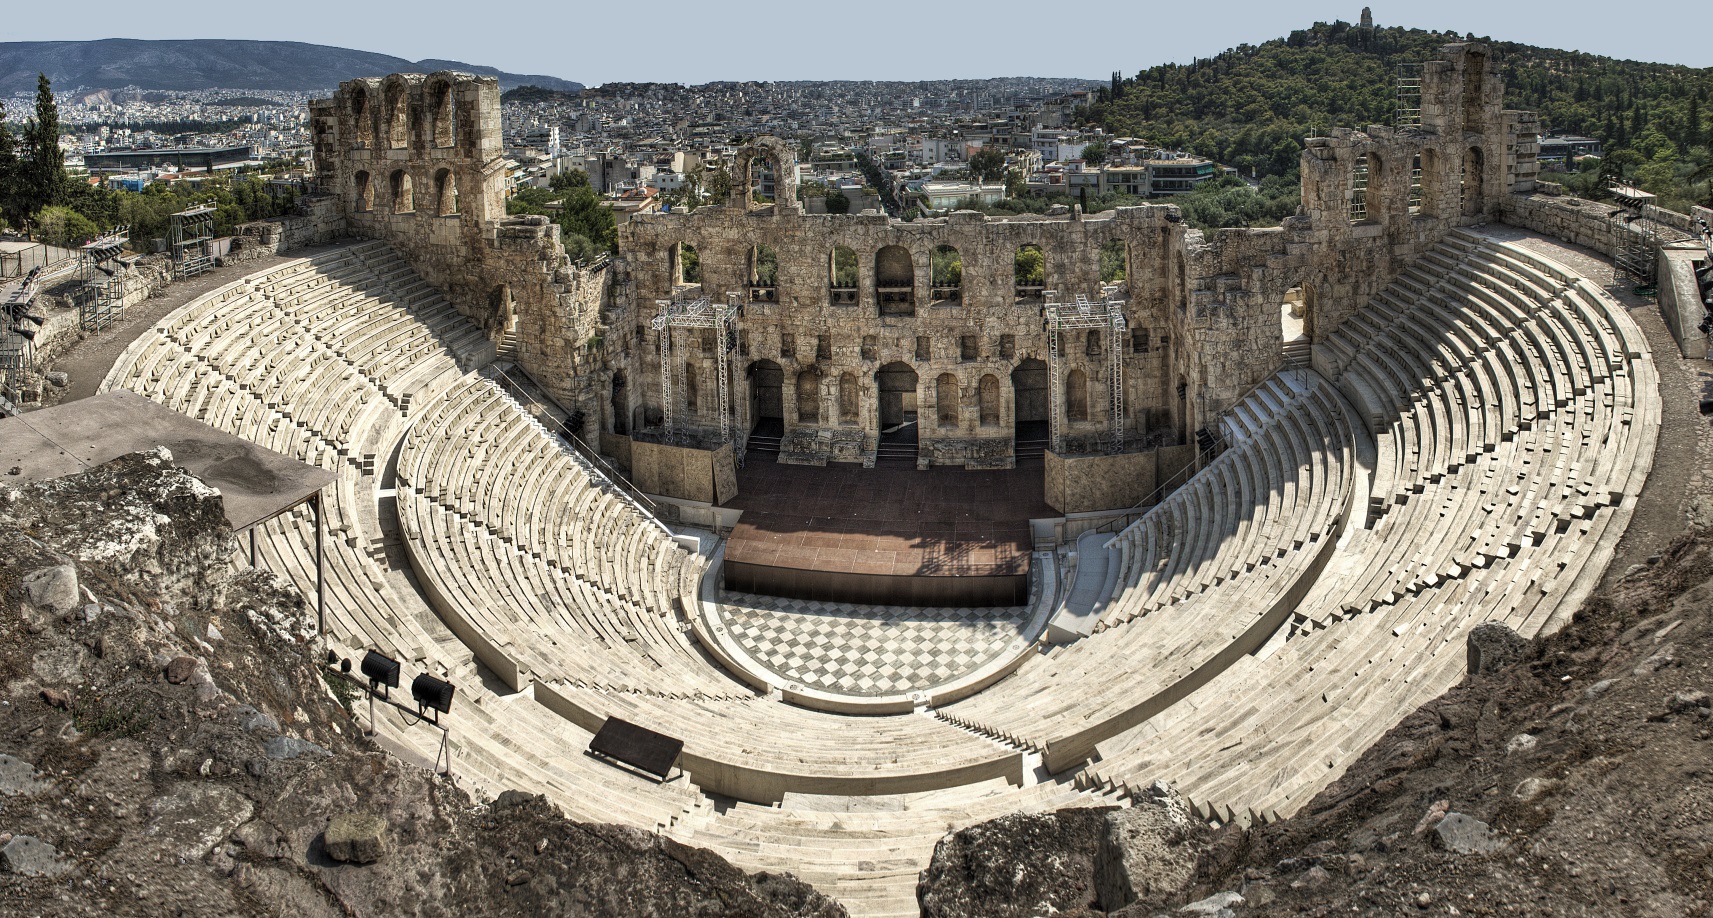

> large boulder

[
  {"left": 21, "top": 564, "right": 79, "bottom": 613},
  {"left": 0, "top": 835, "right": 70, "bottom": 877},
  {"left": 324, "top": 812, "right": 388, "bottom": 865},
  {"left": 918, "top": 806, "right": 1117, "bottom": 918},
  {"left": 1466, "top": 622, "right": 1528, "bottom": 676},
  {"left": 1095, "top": 781, "right": 1210, "bottom": 914}
]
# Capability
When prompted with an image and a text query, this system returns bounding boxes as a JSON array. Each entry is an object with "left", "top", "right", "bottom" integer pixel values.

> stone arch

[
  {"left": 382, "top": 77, "right": 410, "bottom": 149},
  {"left": 1011, "top": 358, "right": 1048, "bottom": 426},
  {"left": 876, "top": 362, "right": 918, "bottom": 429},
  {"left": 795, "top": 369, "right": 821, "bottom": 424},
  {"left": 936, "top": 373, "right": 960, "bottom": 428},
  {"left": 749, "top": 359, "right": 783, "bottom": 421},
  {"left": 488, "top": 284, "right": 514, "bottom": 337},
  {"left": 428, "top": 77, "right": 456, "bottom": 149},
  {"left": 1066, "top": 367, "right": 1089, "bottom": 422},
  {"left": 838, "top": 372, "right": 859, "bottom": 425},
  {"left": 1462, "top": 146, "right": 1485, "bottom": 218},
  {"left": 750, "top": 244, "right": 778, "bottom": 301},
  {"left": 728, "top": 136, "right": 800, "bottom": 213},
  {"left": 747, "top": 153, "right": 778, "bottom": 208},
  {"left": 353, "top": 170, "right": 372, "bottom": 212},
  {"left": 876, "top": 245, "right": 914, "bottom": 316},
  {"left": 829, "top": 245, "right": 859, "bottom": 305},
  {"left": 979, "top": 374, "right": 1001, "bottom": 427},
  {"left": 1015, "top": 244, "right": 1045, "bottom": 300},
  {"left": 349, "top": 84, "right": 373, "bottom": 149},
  {"left": 1099, "top": 238, "right": 1127, "bottom": 287},
  {"left": 435, "top": 168, "right": 458, "bottom": 216},
  {"left": 931, "top": 244, "right": 962, "bottom": 303},
  {"left": 390, "top": 169, "right": 413, "bottom": 213},
  {"left": 675, "top": 242, "right": 701, "bottom": 286}
]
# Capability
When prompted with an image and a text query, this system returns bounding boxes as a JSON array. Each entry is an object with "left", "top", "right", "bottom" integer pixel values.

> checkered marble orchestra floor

[{"left": 713, "top": 591, "right": 1032, "bottom": 697}]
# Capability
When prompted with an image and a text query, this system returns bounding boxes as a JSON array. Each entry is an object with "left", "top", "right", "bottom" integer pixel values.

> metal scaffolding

[
  {"left": 1395, "top": 63, "right": 1424, "bottom": 128},
  {"left": 652, "top": 290, "right": 742, "bottom": 454},
  {"left": 2, "top": 267, "right": 44, "bottom": 401},
  {"left": 74, "top": 227, "right": 132, "bottom": 332},
  {"left": 1044, "top": 286, "right": 1127, "bottom": 454},
  {"left": 170, "top": 201, "right": 218, "bottom": 278}
]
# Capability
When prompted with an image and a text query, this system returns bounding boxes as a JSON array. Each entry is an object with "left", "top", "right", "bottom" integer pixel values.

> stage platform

[{"left": 721, "top": 462, "right": 1052, "bottom": 607}]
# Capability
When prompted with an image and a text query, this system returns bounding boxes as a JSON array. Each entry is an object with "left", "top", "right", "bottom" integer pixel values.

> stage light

[
  {"left": 360, "top": 650, "right": 400, "bottom": 695},
  {"left": 412, "top": 673, "right": 455, "bottom": 719}
]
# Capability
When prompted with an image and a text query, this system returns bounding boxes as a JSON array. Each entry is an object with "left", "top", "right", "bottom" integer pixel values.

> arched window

[
  {"left": 384, "top": 82, "right": 408, "bottom": 149},
  {"left": 750, "top": 244, "right": 778, "bottom": 302},
  {"left": 749, "top": 154, "right": 776, "bottom": 207},
  {"left": 978, "top": 374, "right": 1000, "bottom": 427},
  {"left": 936, "top": 373, "right": 960, "bottom": 428},
  {"left": 1099, "top": 238, "right": 1127, "bottom": 287},
  {"left": 829, "top": 246, "right": 859, "bottom": 305},
  {"left": 430, "top": 81, "right": 456, "bottom": 149},
  {"left": 839, "top": 372, "right": 859, "bottom": 425},
  {"left": 390, "top": 169, "right": 413, "bottom": 213},
  {"left": 876, "top": 245, "right": 914, "bottom": 316},
  {"left": 676, "top": 242, "right": 701, "bottom": 286},
  {"left": 795, "top": 370, "right": 820, "bottom": 424},
  {"left": 350, "top": 85, "right": 371, "bottom": 149},
  {"left": 931, "top": 244, "right": 962, "bottom": 302},
  {"left": 684, "top": 361, "right": 699, "bottom": 414},
  {"left": 435, "top": 168, "right": 458, "bottom": 216},
  {"left": 1015, "top": 244, "right": 1044, "bottom": 300},
  {"left": 610, "top": 371, "right": 628, "bottom": 435},
  {"left": 353, "top": 170, "right": 372, "bottom": 212},
  {"left": 1066, "top": 368, "right": 1089, "bottom": 422}
]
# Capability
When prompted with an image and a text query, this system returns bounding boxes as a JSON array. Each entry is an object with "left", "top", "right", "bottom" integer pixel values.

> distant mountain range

[{"left": 0, "top": 39, "right": 582, "bottom": 95}]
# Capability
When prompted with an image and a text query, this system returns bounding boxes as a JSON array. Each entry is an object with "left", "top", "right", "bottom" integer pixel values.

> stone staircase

[{"left": 1282, "top": 335, "right": 1312, "bottom": 369}]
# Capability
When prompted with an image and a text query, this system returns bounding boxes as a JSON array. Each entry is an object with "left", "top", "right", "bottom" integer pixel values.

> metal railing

[{"left": 486, "top": 364, "right": 667, "bottom": 528}]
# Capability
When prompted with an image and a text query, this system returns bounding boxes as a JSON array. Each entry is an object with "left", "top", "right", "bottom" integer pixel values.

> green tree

[
  {"left": 1014, "top": 246, "right": 1044, "bottom": 285},
  {"left": 824, "top": 188, "right": 850, "bottom": 214},
  {"left": 20, "top": 73, "right": 64, "bottom": 220},
  {"left": 1080, "top": 143, "right": 1107, "bottom": 167},
  {"left": 969, "top": 147, "right": 1007, "bottom": 184},
  {"left": 33, "top": 205, "right": 95, "bottom": 247},
  {"left": 0, "top": 107, "right": 18, "bottom": 228}
]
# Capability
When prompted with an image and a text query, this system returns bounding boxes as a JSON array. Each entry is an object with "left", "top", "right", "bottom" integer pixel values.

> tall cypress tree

[
  {"left": 21, "top": 73, "right": 64, "bottom": 219},
  {"left": 0, "top": 108, "right": 18, "bottom": 229}
]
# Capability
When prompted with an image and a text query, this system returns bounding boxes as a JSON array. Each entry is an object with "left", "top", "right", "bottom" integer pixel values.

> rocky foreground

[
  {"left": 4, "top": 450, "right": 1711, "bottom": 918},
  {"left": 915, "top": 538, "right": 1713, "bottom": 916},
  {"left": 0, "top": 450, "right": 843, "bottom": 918}
]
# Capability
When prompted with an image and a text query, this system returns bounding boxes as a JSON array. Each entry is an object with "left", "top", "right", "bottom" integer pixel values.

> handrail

[{"left": 486, "top": 364, "right": 668, "bottom": 529}]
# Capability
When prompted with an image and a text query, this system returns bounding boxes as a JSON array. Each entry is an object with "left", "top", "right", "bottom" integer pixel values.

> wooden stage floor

[{"left": 720, "top": 462, "right": 1053, "bottom": 606}]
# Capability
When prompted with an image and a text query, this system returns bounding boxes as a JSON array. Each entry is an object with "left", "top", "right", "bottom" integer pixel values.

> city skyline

[{"left": 4, "top": 2, "right": 1709, "bottom": 87}]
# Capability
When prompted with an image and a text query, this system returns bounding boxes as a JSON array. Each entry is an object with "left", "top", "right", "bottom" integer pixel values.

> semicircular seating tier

[
  {"left": 95, "top": 226, "right": 1659, "bottom": 917},
  {"left": 1066, "top": 229, "right": 1658, "bottom": 824}
]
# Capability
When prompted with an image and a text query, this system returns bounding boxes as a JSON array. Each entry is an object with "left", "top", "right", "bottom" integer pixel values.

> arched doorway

[
  {"left": 876, "top": 362, "right": 918, "bottom": 429},
  {"left": 1011, "top": 358, "right": 1048, "bottom": 457},
  {"left": 748, "top": 359, "right": 784, "bottom": 440}
]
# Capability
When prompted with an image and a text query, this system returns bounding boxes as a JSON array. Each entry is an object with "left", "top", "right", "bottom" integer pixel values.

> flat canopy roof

[{"left": 0, "top": 390, "right": 335, "bottom": 532}]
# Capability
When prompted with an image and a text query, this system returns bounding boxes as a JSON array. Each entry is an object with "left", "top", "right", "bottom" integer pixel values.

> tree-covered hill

[{"left": 1082, "top": 19, "right": 1713, "bottom": 212}]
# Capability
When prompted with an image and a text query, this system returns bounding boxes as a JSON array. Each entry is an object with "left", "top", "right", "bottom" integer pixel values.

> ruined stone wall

[
  {"left": 614, "top": 204, "right": 1189, "bottom": 463},
  {"left": 309, "top": 73, "right": 607, "bottom": 425}
]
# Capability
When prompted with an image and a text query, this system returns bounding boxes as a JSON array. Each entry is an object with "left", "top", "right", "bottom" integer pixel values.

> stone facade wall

[
  {"left": 299, "top": 40, "right": 1533, "bottom": 473},
  {"left": 1658, "top": 244, "right": 1708, "bottom": 359},
  {"left": 1500, "top": 193, "right": 1623, "bottom": 255}
]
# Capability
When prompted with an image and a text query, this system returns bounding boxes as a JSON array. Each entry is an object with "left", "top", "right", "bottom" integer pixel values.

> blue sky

[{"left": 5, "top": 3, "right": 1704, "bottom": 86}]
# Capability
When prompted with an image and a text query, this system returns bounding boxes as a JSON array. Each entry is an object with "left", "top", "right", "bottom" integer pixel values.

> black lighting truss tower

[
  {"left": 74, "top": 227, "right": 133, "bottom": 332},
  {"left": 170, "top": 201, "right": 218, "bottom": 279}
]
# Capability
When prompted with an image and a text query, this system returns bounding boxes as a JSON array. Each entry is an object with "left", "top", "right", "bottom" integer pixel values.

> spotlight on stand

[
  {"left": 411, "top": 673, "right": 456, "bottom": 725},
  {"left": 361, "top": 650, "right": 400, "bottom": 700}
]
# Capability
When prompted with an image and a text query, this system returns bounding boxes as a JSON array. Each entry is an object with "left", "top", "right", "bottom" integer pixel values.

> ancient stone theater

[{"left": 88, "top": 42, "right": 1684, "bottom": 915}]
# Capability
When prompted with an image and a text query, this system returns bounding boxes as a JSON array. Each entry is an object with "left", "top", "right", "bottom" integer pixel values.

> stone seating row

[
  {"left": 936, "top": 373, "right": 1357, "bottom": 770},
  {"left": 1075, "top": 232, "right": 1658, "bottom": 825}
]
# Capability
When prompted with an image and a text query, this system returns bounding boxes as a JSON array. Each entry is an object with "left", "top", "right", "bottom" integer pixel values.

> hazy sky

[{"left": 6, "top": 2, "right": 1707, "bottom": 86}]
